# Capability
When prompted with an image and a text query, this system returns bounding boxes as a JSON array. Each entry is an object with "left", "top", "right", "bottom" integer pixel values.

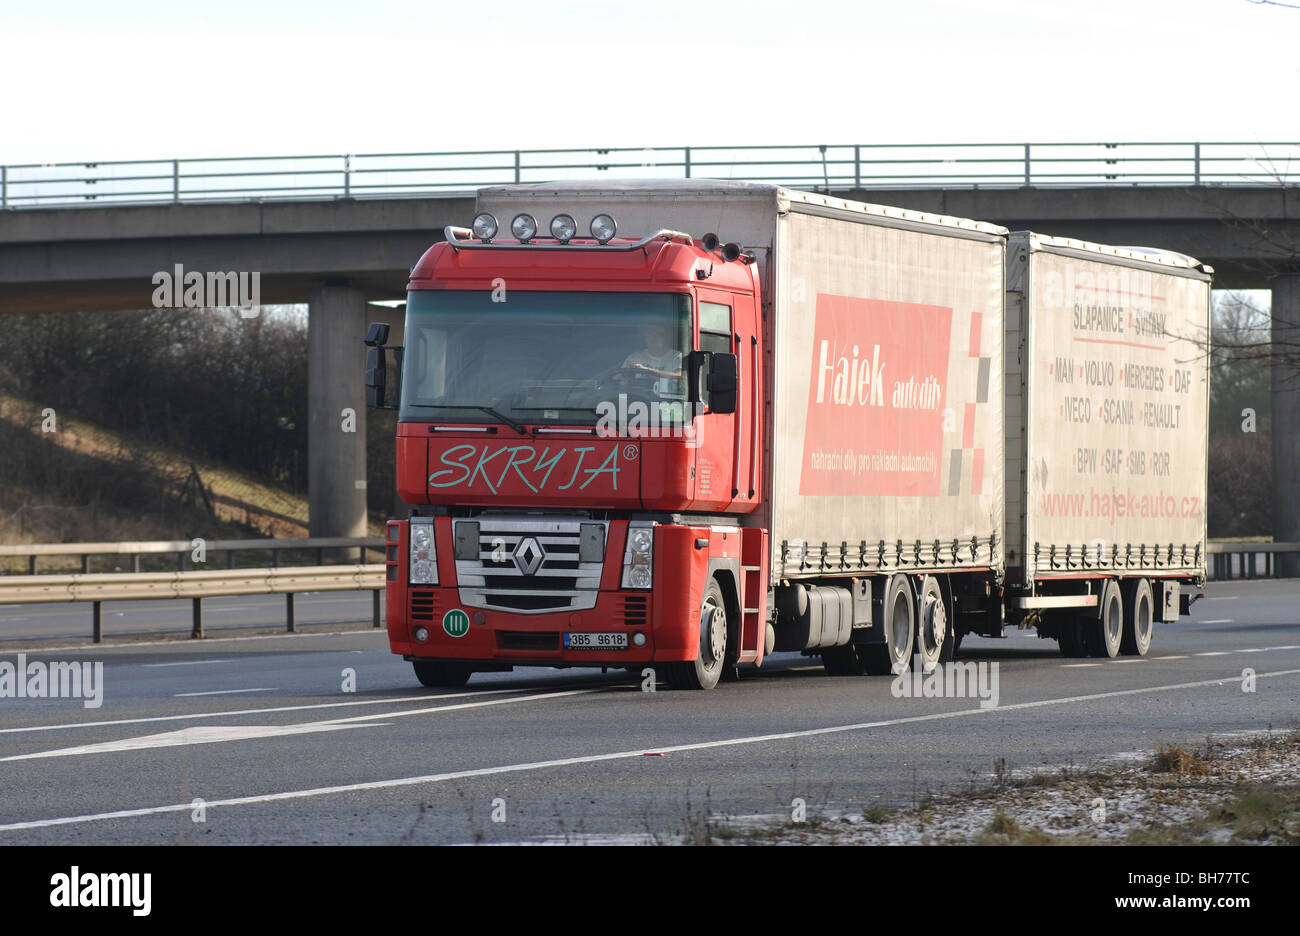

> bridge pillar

[
  {"left": 1273, "top": 274, "right": 1300, "bottom": 576},
  {"left": 308, "top": 284, "right": 369, "bottom": 537}
]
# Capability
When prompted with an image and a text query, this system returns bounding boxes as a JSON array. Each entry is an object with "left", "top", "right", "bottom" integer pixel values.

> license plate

[{"left": 563, "top": 632, "right": 628, "bottom": 650}]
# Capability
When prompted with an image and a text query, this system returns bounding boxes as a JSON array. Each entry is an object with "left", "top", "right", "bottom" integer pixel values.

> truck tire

[
  {"left": 1121, "top": 578, "right": 1154, "bottom": 656},
  {"left": 1057, "top": 613, "right": 1089, "bottom": 658},
  {"left": 915, "top": 575, "right": 954, "bottom": 669},
  {"left": 821, "top": 643, "right": 864, "bottom": 676},
  {"left": 863, "top": 573, "right": 915, "bottom": 675},
  {"left": 1090, "top": 579, "right": 1124, "bottom": 658},
  {"left": 413, "top": 661, "right": 472, "bottom": 688},
  {"left": 667, "top": 578, "right": 728, "bottom": 690}
]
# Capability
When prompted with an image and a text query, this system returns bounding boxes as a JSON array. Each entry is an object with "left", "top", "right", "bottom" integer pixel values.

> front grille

[
  {"left": 497, "top": 631, "right": 561, "bottom": 651},
  {"left": 482, "top": 575, "right": 579, "bottom": 590},
  {"left": 454, "top": 517, "right": 605, "bottom": 614}
]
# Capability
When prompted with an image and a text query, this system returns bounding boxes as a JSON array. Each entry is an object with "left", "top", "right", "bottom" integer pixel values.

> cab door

[{"left": 691, "top": 291, "right": 743, "bottom": 511}]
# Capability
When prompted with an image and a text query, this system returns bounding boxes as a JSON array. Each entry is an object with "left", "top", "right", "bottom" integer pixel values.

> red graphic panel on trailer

[{"left": 799, "top": 296, "right": 952, "bottom": 497}]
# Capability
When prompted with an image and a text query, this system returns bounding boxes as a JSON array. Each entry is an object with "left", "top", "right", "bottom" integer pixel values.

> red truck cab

[{"left": 367, "top": 214, "right": 770, "bottom": 689}]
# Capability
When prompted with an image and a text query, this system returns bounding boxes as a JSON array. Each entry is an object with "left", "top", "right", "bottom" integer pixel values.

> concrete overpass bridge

[{"left": 1, "top": 142, "right": 1297, "bottom": 542}]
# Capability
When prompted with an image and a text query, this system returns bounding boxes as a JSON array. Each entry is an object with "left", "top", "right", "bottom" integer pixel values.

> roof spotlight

[
  {"left": 471, "top": 212, "right": 498, "bottom": 242},
  {"left": 550, "top": 213, "right": 577, "bottom": 244},
  {"left": 722, "top": 242, "right": 741, "bottom": 262},
  {"left": 702, "top": 233, "right": 720, "bottom": 251},
  {"left": 511, "top": 213, "right": 538, "bottom": 243},
  {"left": 590, "top": 214, "right": 617, "bottom": 244}
]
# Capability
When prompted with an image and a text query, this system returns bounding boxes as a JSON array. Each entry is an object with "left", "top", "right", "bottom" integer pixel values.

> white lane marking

[
  {"left": 142, "top": 659, "right": 236, "bottom": 668},
  {"left": 1235, "top": 648, "right": 1267, "bottom": 653},
  {"left": 1266, "top": 645, "right": 1300, "bottom": 651},
  {"left": 1154, "top": 655, "right": 1188, "bottom": 660},
  {"left": 1061, "top": 663, "right": 1102, "bottom": 668},
  {"left": 0, "top": 686, "right": 543, "bottom": 735},
  {"left": 1197, "top": 619, "right": 1233, "bottom": 624},
  {"left": 307, "top": 689, "right": 598, "bottom": 727},
  {"left": 0, "top": 724, "right": 377, "bottom": 761},
  {"left": 1194, "top": 652, "right": 1230, "bottom": 657},
  {"left": 3, "top": 669, "right": 1297, "bottom": 833},
  {"left": 0, "top": 688, "right": 599, "bottom": 763},
  {"left": 1114, "top": 659, "right": 1147, "bottom": 664},
  {"left": 174, "top": 687, "right": 277, "bottom": 697}
]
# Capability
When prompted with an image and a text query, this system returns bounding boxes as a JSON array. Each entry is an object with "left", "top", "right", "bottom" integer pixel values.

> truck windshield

[{"left": 400, "top": 290, "right": 692, "bottom": 424}]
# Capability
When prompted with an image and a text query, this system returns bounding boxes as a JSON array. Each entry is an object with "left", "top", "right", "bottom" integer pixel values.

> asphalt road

[{"left": 0, "top": 578, "right": 1297, "bottom": 845}]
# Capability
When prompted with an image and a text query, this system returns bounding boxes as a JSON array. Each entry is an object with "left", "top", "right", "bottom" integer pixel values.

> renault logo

[{"left": 512, "top": 537, "right": 546, "bottom": 576}]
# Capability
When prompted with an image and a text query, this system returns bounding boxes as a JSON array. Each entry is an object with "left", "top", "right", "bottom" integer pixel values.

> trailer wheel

[
  {"left": 412, "top": 661, "right": 472, "bottom": 688},
  {"left": 1121, "top": 578, "right": 1154, "bottom": 656},
  {"left": 863, "top": 573, "right": 915, "bottom": 675},
  {"left": 1056, "top": 613, "right": 1089, "bottom": 657},
  {"left": 1090, "top": 579, "right": 1124, "bottom": 658},
  {"left": 667, "top": 578, "right": 728, "bottom": 690},
  {"left": 915, "top": 575, "right": 953, "bottom": 669}
]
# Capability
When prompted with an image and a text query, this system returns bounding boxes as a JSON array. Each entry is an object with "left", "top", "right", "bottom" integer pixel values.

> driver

[{"left": 622, "top": 319, "right": 685, "bottom": 398}]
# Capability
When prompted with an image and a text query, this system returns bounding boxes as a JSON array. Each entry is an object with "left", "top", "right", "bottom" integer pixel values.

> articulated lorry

[{"left": 364, "top": 180, "right": 1210, "bottom": 689}]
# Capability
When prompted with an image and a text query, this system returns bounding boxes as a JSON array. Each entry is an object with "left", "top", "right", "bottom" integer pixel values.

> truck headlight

[
  {"left": 590, "top": 213, "right": 617, "bottom": 244},
  {"left": 410, "top": 519, "right": 438, "bottom": 585},
  {"left": 511, "top": 213, "right": 537, "bottom": 243},
  {"left": 621, "top": 522, "right": 654, "bottom": 589},
  {"left": 471, "top": 212, "right": 498, "bottom": 242},
  {"left": 550, "top": 214, "right": 577, "bottom": 243}
]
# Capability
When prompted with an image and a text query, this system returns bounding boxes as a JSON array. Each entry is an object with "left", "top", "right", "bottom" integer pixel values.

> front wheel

[
  {"left": 666, "top": 578, "right": 729, "bottom": 690},
  {"left": 413, "top": 661, "right": 472, "bottom": 688}
]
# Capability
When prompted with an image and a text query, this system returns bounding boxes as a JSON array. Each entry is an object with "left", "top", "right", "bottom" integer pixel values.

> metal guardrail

[
  {"left": 1, "top": 142, "right": 1297, "bottom": 209},
  {"left": 0, "top": 536, "right": 385, "bottom": 575},
  {"left": 1206, "top": 542, "right": 1300, "bottom": 580},
  {"left": 0, "top": 565, "right": 385, "bottom": 642}
]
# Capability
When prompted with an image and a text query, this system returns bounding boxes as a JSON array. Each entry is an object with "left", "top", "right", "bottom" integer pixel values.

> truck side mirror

[
  {"left": 364, "top": 322, "right": 402, "bottom": 410},
  {"left": 706, "top": 352, "right": 738, "bottom": 415},
  {"left": 366, "top": 346, "right": 387, "bottom": 408}
]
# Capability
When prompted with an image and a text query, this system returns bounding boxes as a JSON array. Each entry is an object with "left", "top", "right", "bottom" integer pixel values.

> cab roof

[{"left": 409, "top": 235, "right": 758, "bottom": 292}]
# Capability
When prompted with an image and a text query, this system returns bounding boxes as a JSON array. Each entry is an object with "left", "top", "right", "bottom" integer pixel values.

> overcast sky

[{"left": 3, "top": 0, "right": 1296, "bottom": 164}]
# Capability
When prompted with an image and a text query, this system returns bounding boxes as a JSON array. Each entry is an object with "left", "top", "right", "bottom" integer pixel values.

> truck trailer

[
  {"left": 1003, "top": 232, "right": 1211, "bottom": 656},
  {"left": 364, "top": 180, "right": 1209, "bottom": 689}
]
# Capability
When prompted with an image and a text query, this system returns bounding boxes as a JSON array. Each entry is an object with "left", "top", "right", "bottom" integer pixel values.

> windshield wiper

[
  {"left": 426, "top": 404, "right": 528, "bottom": 436},
  {"left": 511, "top": 406, "right": 599, "bottom": 414}
]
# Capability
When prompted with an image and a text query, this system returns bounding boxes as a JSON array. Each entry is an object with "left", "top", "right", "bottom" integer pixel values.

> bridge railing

[{"left": 2, "top": 142, "right": 1297, "bottom": 209}]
